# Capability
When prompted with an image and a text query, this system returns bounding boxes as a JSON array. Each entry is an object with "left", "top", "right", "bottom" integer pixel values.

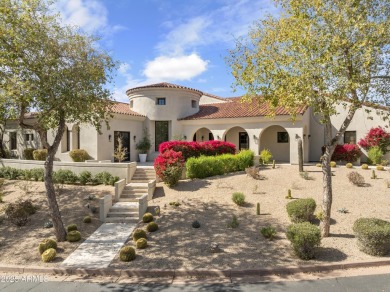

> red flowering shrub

[
  {"left": 332, "top": 144, "right": 362, "bottom": 162},
  {"left": 199, "top": 140, "right": 236, "bottom": 156},
  {"left": 358, "top": 127, "right": 390, "bottom": 154},
  {"left": 158, "top": 140, "right": 236, "bottom": 160},
  {"left": 154, "top": 150, "right": 184, "bottom": 187}
]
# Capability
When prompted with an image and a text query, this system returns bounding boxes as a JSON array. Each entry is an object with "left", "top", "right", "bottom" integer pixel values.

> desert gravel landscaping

[
  {"left": 111, "top": 164, "right": 390, "bottom": 270},
  {"left": 0, "top": 181, "right": 113, "bottom": 267},
  {"left": 0, "top": 164, "right": 389, "bottom": 269}
]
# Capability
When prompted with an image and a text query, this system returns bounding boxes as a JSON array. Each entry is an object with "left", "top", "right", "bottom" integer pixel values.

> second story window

[
  {"left": 156, "top": 98, "right": 166, "bottom": 105},
  {"left": 25, "top": 134, "right": 34, "bottom": 141},
  {"left": 191, "top": 100, "right": 197, "bottom": 108}
]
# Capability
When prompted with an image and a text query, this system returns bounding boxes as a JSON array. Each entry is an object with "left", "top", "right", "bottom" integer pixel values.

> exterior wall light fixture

[
  {"left": 108, "top": 134, "right": 112, "bottom": 142},
  {"left": 133, "top": 135, "right": 136, "bottom": 142}
]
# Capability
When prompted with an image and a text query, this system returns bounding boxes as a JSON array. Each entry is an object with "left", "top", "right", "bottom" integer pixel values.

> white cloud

[
  {"left": 157, "top": 17, "right": 212, "bottom": 55},
  {"left": 118, "top": 63, "right": 130, "bottom": 74},
  {"left": 55, "top": 0, "right": 108, "bottom": 33},
  {"left": 143, "top": 54, "right": 208, "bottom": 81}
]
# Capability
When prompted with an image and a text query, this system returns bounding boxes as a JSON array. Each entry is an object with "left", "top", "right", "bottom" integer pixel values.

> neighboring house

[{"left": 2, "top": 82, "right": 389, "bottom": 163}]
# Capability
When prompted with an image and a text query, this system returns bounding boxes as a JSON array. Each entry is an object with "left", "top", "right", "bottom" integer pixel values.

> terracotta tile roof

[
  {"left": 180, "top": 98, "right": 308, "bottom": 120},
  {"left": 126, "top": 82, "right": 203, "bottom": 96},
  {"left": 110, "top": 102, "right": 144, "bottom": 117}
]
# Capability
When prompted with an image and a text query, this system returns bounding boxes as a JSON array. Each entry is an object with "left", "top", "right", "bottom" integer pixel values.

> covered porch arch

[
  {"left": 259, "top": 125, "right": 290, "bottom": 162},
  {"left": 192, "top": 127, "right": 214, "bottom": 142},
  {"left": 223, "top": 126, "right": 249, "bottom": 152}
]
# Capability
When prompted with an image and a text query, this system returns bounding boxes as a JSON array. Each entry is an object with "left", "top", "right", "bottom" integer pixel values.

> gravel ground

[
  {"left": 110, "top": 164, "right": 390, "bottom": 270},
  {"left": 0, "top": 181, "right": 113, "bottom": 267}
]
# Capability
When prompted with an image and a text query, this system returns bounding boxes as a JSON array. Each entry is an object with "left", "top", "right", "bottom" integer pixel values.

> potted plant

[{"left": 136, "top": 128, "right": 151, "bottom": 163}]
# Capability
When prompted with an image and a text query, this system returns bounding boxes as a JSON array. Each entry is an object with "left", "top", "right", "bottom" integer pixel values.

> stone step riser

[
  {"left": 122, "top": 190, "right": 148, "bottom": 194},
  {"left": 105, "top": 218, "right": 138, "bottom": 223},
  {"left": 107, "top": 212, "right": 138, "bottom": 217},
  {"left": 120, "top": 195, "right": 143, "bottom": 199},
  {"left": 109, "top": 208, "right": 138, "bottom": 213},
  {"left": 130, "top": 180, "right": 151, "bottom": 183},
  {"left": 118, "top": 198, "right": 138, "bottom": 202}
]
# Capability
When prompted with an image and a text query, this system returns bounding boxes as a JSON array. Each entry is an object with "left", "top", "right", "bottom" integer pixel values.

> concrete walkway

[{"left": 62, "top": 223, "right": 135, "bottom": 269}]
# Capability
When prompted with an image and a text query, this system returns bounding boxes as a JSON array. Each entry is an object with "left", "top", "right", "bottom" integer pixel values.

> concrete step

[
  {"left": 122, "top": 189, "right": 147, "bottom": 194},
  {"left": 120, "top": 194, "right": 144, "bottom": 199},
  {"left": 131, "top": 176, "right": 155, "bottom": 180},
  {"left": 109, "top": 207, "right": 138, "bottom": 213},
  {"left": 107, "top": 211, "right": 138, "bottom": 217},
  {"left": 118, "top": 198, "right": 139, "bottom": 202},
  {"left": 130, "top": 179, "right": 151, "bottom": 183},
  {"left": 124, "top": 185, "right": 148, "bottom": 190},
  {"left": 105, "top": 217, "right": 138, "bottom": 223}
]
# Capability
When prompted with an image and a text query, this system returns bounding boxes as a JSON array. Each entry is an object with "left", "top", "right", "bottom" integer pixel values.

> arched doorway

[
  {"left": 224, "top": 126, "right": 249, "bottom": 152},
  {"left": 259, "top": 125, "right": 290, "bottom": 162},
  {"left": 192, "top": 127, "right": 214, "bottom": 142}
]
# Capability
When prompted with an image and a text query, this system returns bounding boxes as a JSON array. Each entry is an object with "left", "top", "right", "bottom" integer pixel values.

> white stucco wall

[
  {"left": 309, "top": 103, "right": 390, "bottom": 162},
  {"left": 199, "top": 95, "right": 229, "bottom": 104},
  {"left": 97, "top": 114, "right": 145, "bottom": 162},
  {"left": 259, "top": 125, "right": 290, "bottom": 162}
]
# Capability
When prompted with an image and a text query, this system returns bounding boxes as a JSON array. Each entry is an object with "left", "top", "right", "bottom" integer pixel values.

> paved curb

[{"left": 1, "top": 259, "right": 390, "bottom": 278}]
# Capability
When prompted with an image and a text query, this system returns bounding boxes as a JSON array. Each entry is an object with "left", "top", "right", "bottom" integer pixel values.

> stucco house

[{"left": 3, "top": 82, "right": 389, "bottom": 164}]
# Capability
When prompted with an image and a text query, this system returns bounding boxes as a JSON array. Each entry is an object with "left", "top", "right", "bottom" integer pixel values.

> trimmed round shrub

[
  {"left": 147, "top": 222, "right": 159, "bottom": 232},
  {"left": 79, "top": 171, "right": 93, "bottom": 185},
  {"left": 346, "top": 163, "right": 353, "bottom": 168},
  {"left": 136, "top": 238, "right": 147, "bottom": 249},
  {"left": 53, "top": 169, "right": 78, "bottom": 184},
  {"left": 133, "top": 228, "right": 147, "bottom": 241},
  {"left": 142, "top": 213, "right": 154, "bottom": 223},
  {"left": 41, "top": 248, "right": 56, "bottom": 263},
  {"left": 83, "top": 216, "right": 92, "bottom": 223},
  {"left": 23, "top": 148, "right": 36, "bottom": 160},
  {"left": 286, "top": 198, "right": 316, "bottom": 223},
  {"left": 69, "top": 149, "right": 90, "bottom": 162},
  {"left": 38, "top": 238, "right": 57, "bottom": 255},
  {"left": 67, "top": 230, "right": 81, "bottom": 242},
  {"left": 362, "top": 164, "right": 369, "bottom": 170},
  {"left": 33, "top": 149, "right": 48, "bottom": 161},
  {"left": 376, "top": 165, "right": 384, "bottom": 171},
  {"left": 232, "top": 192, "right": 245, "bottom": 206},
  {"left": 286, "top": 222, "right": 321, "bottom": 260},
  {"left": 120, "top": 246, "right": 136, "bottom": 262},
  {"left": 347, "top": 171, "right": 365, "bottom": 186},
  {"left": 330, "top": 161, "right": 337, "bottom": 168},
  {"left": 353, "top": 218, "right": 390, "bottom": 256},
  {"left": 66, "top": 224, "right": 78, "bottom": 232},
  {"left": 192, "top": 220, "right": 201, "bottom": 228}
]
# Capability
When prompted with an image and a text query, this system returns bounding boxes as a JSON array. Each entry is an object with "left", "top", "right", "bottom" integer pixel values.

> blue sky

[{"left": 54, "top": 0, "right": 279, "bottom": 102}]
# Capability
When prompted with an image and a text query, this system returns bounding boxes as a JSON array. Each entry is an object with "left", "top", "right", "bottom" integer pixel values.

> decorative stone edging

[{"left": 1, "top": 259, "right": 390, "bottom": 278}]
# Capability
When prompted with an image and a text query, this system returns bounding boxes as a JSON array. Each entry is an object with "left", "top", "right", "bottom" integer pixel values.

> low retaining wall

[
  {"left": 114, "top": 179, "right": 126, "bottom": 201},
  {"left": 99, "top": 195, "right": 112, "bottom": 222},
  {"left": 138, "top": 194, "right": 148, "bottom": 220},
  {"left": 0, "top": 159, "right": 137, "bottom": 182}
]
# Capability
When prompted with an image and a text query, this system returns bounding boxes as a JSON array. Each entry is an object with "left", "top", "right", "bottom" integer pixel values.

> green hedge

[
  {"left": 286, "top": 198, "right": 316, "bottom": 223},
  {"left": 0, "top": 166, "right": 119, "bottom": 186},
  {"left": 353, "top": 218, "right": 390, "bottom": 256},
  {"left": 185, "top": 150, "right": 254, "bottom": 179}
]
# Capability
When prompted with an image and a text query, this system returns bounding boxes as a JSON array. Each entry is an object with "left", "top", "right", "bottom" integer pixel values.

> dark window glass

[
  {"left": 193, "top": 133, "right": 196, "bottom": 141},
  {"left": 155, "top": 121, "right": 169, "bottom": 151},
  {"left": 77, "top": 127, "right": 80, "bottom": 149},
  {"left": 344, "top": 131, "right": 356, "bottom": 144},
  {"left": 66, "top": 128, "right": 70, "bottom": 151},
  {"left": 239, "top": 132, "right": 249, "bottom": 150},
  {"left": 191, "top": 100, "right": 197, "bottom": 108},
  {"left": 277, "top": 132, "right": 289, "bottom": 143},
  {"left": 10, "top": 132, "right": 17, "bottom": 150},
  {"left": 156, "top": 98, "right": 166, "bottom": 105},
  {"left": 114, "top": 131, "right": 130, "bottom": 162}
]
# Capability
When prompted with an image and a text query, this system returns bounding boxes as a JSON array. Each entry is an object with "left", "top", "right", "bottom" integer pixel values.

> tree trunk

[
  {"left": 45, "top": 147, "right": 67, "bottom": 241},
  {"left": 320, "top": 120, "right": 334, "bottom": 237},
  {"left": 39, "top": 121, "right": 67, "bottom": 242},
  {"left": 298, "top": 138, "right": 303, "bottom": 172}
]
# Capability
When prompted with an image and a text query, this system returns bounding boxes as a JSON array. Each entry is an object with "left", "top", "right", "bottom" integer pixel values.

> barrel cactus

[
  {"left": 362, "top": 164, "right": 369, "bottom": 170},
  {"left": 38, "top": 238, "right": 57, "bottom": 255},
  {"left": 83, "top": 216, "right": 92, "bottom": 223},
  {"left": 133, "top": 228, "right": 147, "bottom": 241},
  {"left": 142, "top": 213, "right": 154, "bottom": 223},
  {"left": 146, "top": 222, "right": 159, "bottom": 232},
  {"left": 119, "top": 246, "right": 136, "bottom": 262},
  {"left": 136, "top": 238, "right": 148, "bottom": 249},
  {"left": 41, "top": 248, "right": 56, "bottom": 262},
  {"left": 66, "top": 224, "right": 78, "bottom": 232},
  {"left": 67, "top": 230, "right": 81, "bottom": 242}
]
